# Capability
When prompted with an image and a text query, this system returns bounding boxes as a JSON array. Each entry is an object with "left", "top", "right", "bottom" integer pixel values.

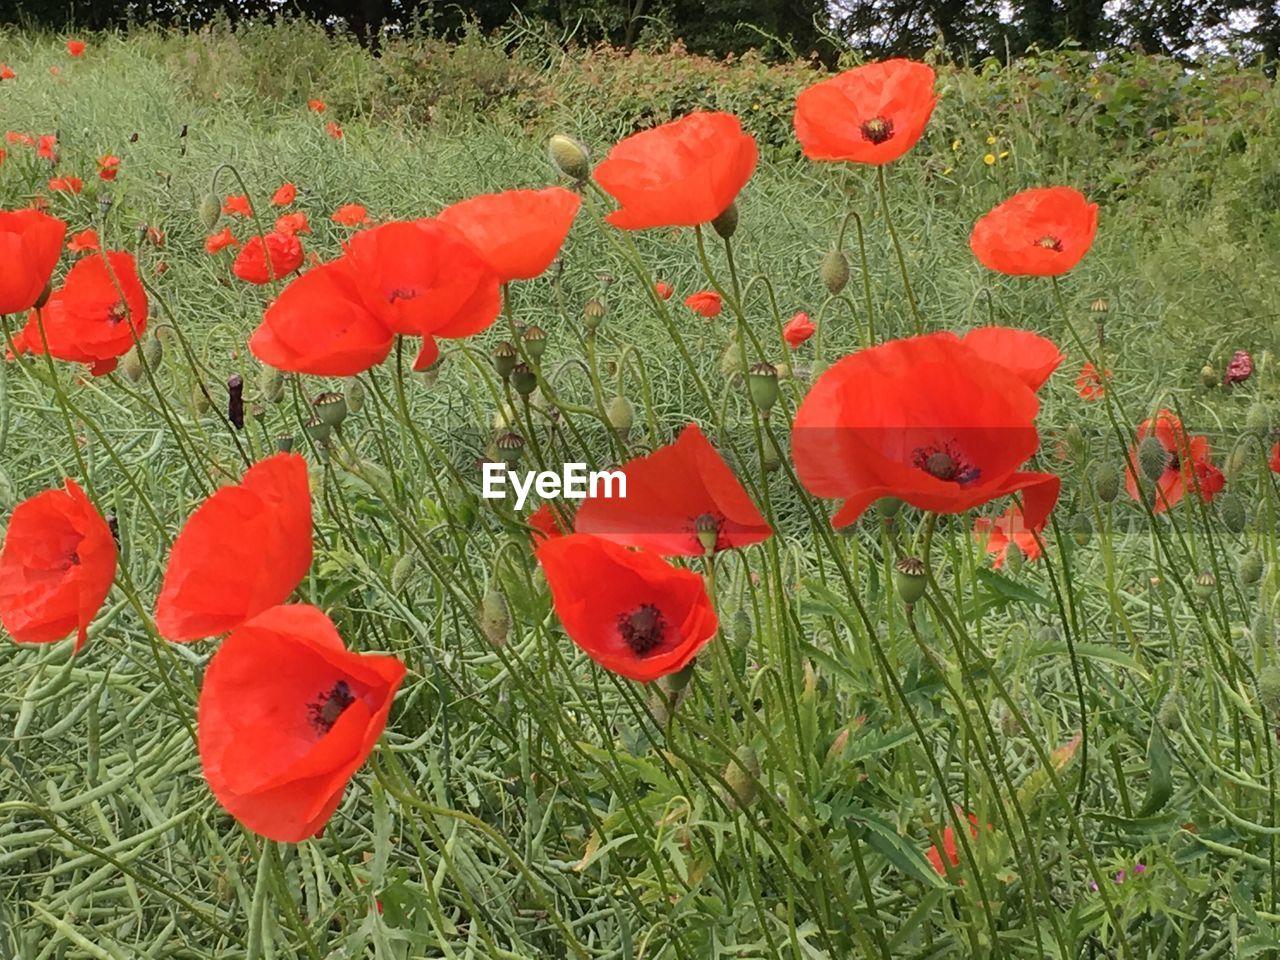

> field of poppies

[{"left": 2, "top": 22, "right": 1280, "bottom": 959}]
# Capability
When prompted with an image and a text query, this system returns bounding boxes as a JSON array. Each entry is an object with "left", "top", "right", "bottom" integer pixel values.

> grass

[{"left": 1, "top": 21, "right": 1280, "bottom": 959}]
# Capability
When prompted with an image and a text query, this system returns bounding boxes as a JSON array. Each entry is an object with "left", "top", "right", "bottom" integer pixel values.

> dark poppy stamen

[
  {"left": 63, "top": 550, "right": 81, "bottom": 569},
  {"left": 617, "top": 604, "right": 666, "bottom": 656},
  {"left": 107, "top": 301, "right": 128, "bottom": 324},
  {"left": 914, "top": 445, "right": 981, "bottom": 486},
  {"left": 1036, "top": 235, "right": 1064, "bottom": 252},
  {"left": 387, "top": 288, "right": 418, "bottom": 304},
  {"left": 860, "top": 116, "right": 895, "bottom": 144},
  {"left": 307, "top": 679, "right": 356, "bottom": 734}
]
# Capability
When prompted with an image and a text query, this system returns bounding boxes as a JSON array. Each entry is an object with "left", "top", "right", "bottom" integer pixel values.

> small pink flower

[{"left": 1223, "top": 350, "right": 1253, "bottom": 385}]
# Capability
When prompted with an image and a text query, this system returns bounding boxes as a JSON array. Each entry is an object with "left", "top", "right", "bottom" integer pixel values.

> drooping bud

[
  {"left": 820, "top": 248, "right": 850, "bottom": 295},
  {"left": 198, "top": 192, "right": 220, "bottom": 230},
  {"left": 511, "top": 363, "right": 537, "bottom": 397},
  {"left": 260, "top": 366, "right": 285, "bottom": 403},
  {"left": 894, "top": 556, "right": 927, "bottom": 605},
  {"left": 1240, "top": 551, "right": 1264, "bottom": 585},
  {"left": 760, "top": 433, "right": 782, "bottom": 474},
  {"left": 1064, "top": 424, "right": 1086, "bottom": 461},
  {"left": 711, "top": 201, "right": 739, "bottom": 241},
  {"left": 1218, "top": 493, "right": 1246, "bottom": 533},
  {"left": 1137, "top": 436, "right": 1168, "bottom": 482},
  {"left": 190, "top": 383, "right": 211, "bottom": 416},
  {"left": 607, "top": 395, "right": 634, "bottom": 439},
  {"left": 747, "top": 361, "right": 779, "bottom": 415},
  {"left": 493, "top": 341, "right": 518, "bottom": 381},
  {"left": 1192, "top": 570, "right": 1216, "bottom": 601},
  {"left": 0, "top": 464, "right": 15, "bottom": 510},
  {"left": 1070, "top": 512, "right": 1092, "bottom": 546},
  {"left": 547, "top": 134, "right": 591, "bottom": 181},
  {"left": 1199, "top": 363, "right": 1219, "bottom": 388},
  {"left": 1256, "top": 667, "right": 1280, "bottom": 718},
  {"left": 1225, "top": 443, "right": 1249, "bottom": 479},
  {"left": 721, "top": 745, "right": 761, "bottom": 811},
  {"left": 314, "top": 391, "right": 348, "bottom": 428},
  {"left": 1092, "top": 463, "right": 1120, "bottom": 503},
  {"left": 388, "top": 551, "right": 417, "bottom": 593},
  {"left": 1157, "top": 690, "right": 1184, "bottom": 731},
  {"left": 226, "top": 374, "right": 245, "bottom": 429},
  {"left": 120, "top": 345, "right": 145, "bottom": 382},
  {"left": 522, "top": 325, "right": 548, "bottom": 362},
  {"left": 142, "top": 331, "right": 163, "bottom": 369},
  {"left": 480, "top": 588, "right": 511, "bottom": 646},
  {"left": 495, "top": 432, "right": 524, "bottom": 466},
  {"left": 346, "top": 377, "right": 366, "bottom": 413},
  {"left": 1245, "top": 402, "right": 1273, "bottom": 434},
  {"left": 583, "top": 298, "right": 605, "bottom": 331}
]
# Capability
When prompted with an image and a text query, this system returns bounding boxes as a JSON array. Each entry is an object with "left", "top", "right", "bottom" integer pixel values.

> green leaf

[{"left": 1136, "top": 720, "right": 1174, "bottom": 818}]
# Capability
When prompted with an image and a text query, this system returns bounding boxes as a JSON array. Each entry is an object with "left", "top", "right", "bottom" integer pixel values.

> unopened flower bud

[
  {"left": 1200, "top": 363, "right": 1218, "bottom": 388},
  {"left": 120, "top": 345, "right": 144, "bottom": 382},
  {"left": 820, "top": 248, "right": 850, "bottom": 295},
  {"left": 711, "top": 201, "right": 739, "bottom": 240},
  {"left": 1218, "top": 493, "right": 1246, "bottom": 533},
  {"left": 198, "top": 192, "right": 220, "bottom": 230},
  {"left": 894, "top": 556, "right": 927, "bottom": 605},
  {"left": 391, "top": 552, "right": 417, "bottom": 593},
  {"left": 1240, "top": 551, "right": 1264, "bottom": 585},
  {"left": 1258, "top": 666, "right": 1280, "bottom": 716},
  {"left": 190, "top": 383, "right": 211, "bottom": 415},
  {"left": 259, "top": 366, "right": 285, "bottom": 403},
  {"left": 722, "top": 745, "right": 761, "bottom": 811},
  {"left": 1137, "top": 436, "right": 1168, "bottom": 482},
  {"left": 1246, "top": 402, "right": 1273, "bottom": 434},
  {"left": 547, "top": 134, "right": 591, "bottom": 181},
  {"left": 522, "top": 325, "right": 548, "bottom": 362},
  {"left": 747, "top": 361, "right": 779, "bottom": 415},
  {"left": 1092, "top": 463, "right": 1120, "bottom": 503},
  {"left": 480, "top": 588, "right": 511, "bottom": 646},
  {"left": 314, "top": 391, "right": 347, "bottom": 428},
  {"left": 1070, "top": 512, "right": 1092, "bottom": 546},
  {"left": 346, "top": 377, "right": 366, "bottom": 413},
  {"left": 1158, "top": 690, "right": 1184, "bottom": 731},
  {"left": 732, "top": 607, "right": 752, "bottom": 645},
  {"left": 607, "top": 395, "right": 634, "bottom": 439}
]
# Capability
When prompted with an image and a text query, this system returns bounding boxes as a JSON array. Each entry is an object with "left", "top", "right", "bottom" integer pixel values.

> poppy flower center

[
  {"left": 107, "top": 301, "right": 128, "bottom": 325},
  {"left": 860, "top": 116, "right": 895, "bottom": 144},
  {"left": 1036, "top": 235, "right": 1064, "bottom": 252},
  {"left": 307, "top": 679, "right": 356, "bottom": 735},
  {"left": 913, "top": 445, "right": 981, "bottom": 486},
  {"left": 387, "top": 287, "right": 418, "bottom": 304},
  {"left": 618, "top": 603, "right": 666, "bottom": 656},
  {"left": 61, "top": 550, "right": 81, "bottom": 570},
  {"left": 693, "top": 512, "right": 722, "bottom": 553}
]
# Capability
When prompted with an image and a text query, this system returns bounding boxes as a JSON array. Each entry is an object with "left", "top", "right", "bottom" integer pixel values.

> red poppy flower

[
  {"left": 1123, "top": 409, "right": 1221, "bottom": 512},
  {"left": 0, "top": 208, "right": 66, "bottom": 314},
  {"left": 66, "top": 40, "right": 86, "bottom": 57},
  {"left": 793, "top": 328, "right": 1063, "bottom": 529},
  {"left": 0, "top": 65, "right": 15, "bottom": 81},
  {"left": 0, "top": 478, "right": 116, "bottom": 652},
  {"left": 575, "top": 424, "right": 771, "bottom": 556},
  {"left": 233, "top": 231, "right": 304, "bottom": 284},
  {"left": 11, "top": 251, "right": 147, "bottom": 377},
  {"left": 67, "top": 228, "right": 98, "bottom": 254},
  {"left": 6, "top": 132, "right": 33, "bottom": 146},
  {"left": 974, "top": 505, "right": 1043, "bottom": 569},
  {"left": 48, "top": 176, "right": 82, "bottom": 194},
  {"left": 222, "top": 194, "right": 252, "bottom": 217},
  {"left": 156, "top": 453, "right": 313, "bottom": 642},
  {"left": 1075, "top": 361, "right": 1111, "bottom": 400},
  {"left": 1223, "top": 350, "right": 1253, "bottom": 386},
  {"left": 1269, "top": 441, "right": 1280, "bottom": 474},
  {"left": 925, "top": 810, "right": 986, "bottom": 878},
  {"left": 96, "top": 155, "right": 120, "bottom": 181},
  {"left": 250, "top": 258, "right": 394, "bottom": 376},
  {"left": 205, "top": 228, "right": 238, "bottom": 254},
  {"left": 307, "top": 98, "right": 327, "bottom": 113},
  {"left": 326, "top": 121, "right": 343, "bottom": 140},
  {"left": 275, "top": 212, "right": 310, "bottom": 236},
  {"left": 437, "top": 187, "right": 580, "bottom": 283},
  {"left": 37, "top": 134, "right": 57, "bottom": 162},
  {"left": 536, "top": 534, "right": 718, "bottom": 683},
  {"left": 331, "top": 204, "right": 369, "bottom": 227},
  {"left": 343, "top": 218, "right": 501, "bottom": 342},
  {"left": 528, "top": 502, "right": 570, "bottom": 542},
  {"left": 655, "top": 280, "right": 674, "bottom": 300},
  {"left": 794, "top": 59, "right": 938, "bottom": 165},
  {"left": 784, "top": 311, "right": 816, "bottom": 348},
  {"left": 0, "top": 148, "right": 6, "bottom": 165},
  {"left": 970, "top": 187, "right": 1098, "bottom": 277},
  {"left": 272, "top": 182, "right": 297, "bottom": 207},
  {"left": 197, "top": 603, "right": 405, "bottom": 842},
  {"left": 594, "top": 111, "right": 758, "bottom": 230},
  {"left": 684, "top": 290, "right": 722, "bottom": 318}
]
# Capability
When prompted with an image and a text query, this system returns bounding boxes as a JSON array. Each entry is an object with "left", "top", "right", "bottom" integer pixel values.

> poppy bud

[
  {"left": 120, "top": 345, "right": 145, "bottom": 383},
  {"left": 1254, "top": 613, "right": 1276, "bottom": 648},
  {"left": 143, "top": 330, "right": 164, "bottom": 369},
  {"left": 275, "top": 435, "right": 294, "bottom": 453},
  {"left": 1218, "top": 493, "right": 1246, "bottom": 533},
  {"left": 259, "top": 366, "right": 285, "bottom": 404},
  {"left": 1065, "top": 424, "right": 1086, "bottom": 460},
  {"left": 1258, "top": 667, "right": 1280, "bottom": 717},
  {"left": 1070, "top": 512, "right": 1092, "bottom": 546},
  {"left": 1092, "top": 463, "right": 1120, "bottom": 503},
  {"left": 493, "top": 341, "right": 518, "bottom": 381},
  {"left": 346, "top": 377, "right": 366, "bottom": 413},
  {"left": 894, "top": 556, "right": 927, "bottom": 605},
  {"left": 479, "top": 588, "right": 510, "bottom": 646},
  {"left": 1245, "top": 402, "right": 1273, "bottom": 434},
  {"left": 547, "top": 134, "right": 591, "bottom": 181},
  {"left": 1192, "top": 570, "right": 1216, "bottom": 601},
  {"left": 522, "top": 325, "right": 548, "bottom": 362},
  {"left": 711, "top": 201, "right": 739, "bottom": 241},
  {"left": 747, "top": 361, "right": 779, "bottom": 415},
  {"left": 1225, "top": 444, "right": 1249, "bottom": 479},
  {"left": 1037, "top": 623, "right": 1060, "bottom": 643},
  {"left": 821, "top": 248, "right": 850, "bottom": 295},
  {"left": 720, "top": 335, "right": 746, "bottom": 378},
  {"left": 1240, "top": 551, "right": 1264, "bottom": 585},
  {"left": 1157, "top": 690, "right": 1184, "bottom": 731},
  {"left": 1004, "top": 545, "right": 1024, "bottom": 575},
  {"left": 1199, "top": 363, "right": 1218, "bottom": 388},
  {"left": 198, "top": 193, "right": 220, "bottom": 230},
  {"left": 314, "top": 391, "right": 348, "bottom": 429},
  {"left": 607, "top": 394, "right": 634, "bottom": 439},
  {"left": 190, "top": 383, "right": 211, "bottom": 416},
  {"left": 732, "top": 607, "right": 752, "bottom": 645},
  {"left": 495, "top": 432, "right": 524, "bottom": 466},
  {"left": 511, "top": 363, "right": 537, "bottom": 398},
  {"left": 391, "top": 551, "right": 417, "bottom": 593},
  {"left": 303, "top": 415, "right": 331, "bottom": 444},
  {"left": 1137, "top": 436, "right": 1168, "bottom": 482},
  {"left": 759, "top": 433, "right": 782, "bottom": 474},
  {"left": 583, "top": 298, "right": 605, "bottom": 331},
  {"left": 227, "top": 374, "right": 245, "bottom": 429},
  {"left": 722, "top": 745, "right": 760, "bottom": 811}
]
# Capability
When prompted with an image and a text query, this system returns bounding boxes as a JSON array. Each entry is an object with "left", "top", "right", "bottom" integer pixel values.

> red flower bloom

[
  {"left": 233, "top": 231, "right": 304, "bottom": 284},
  {"left": 197, "top": 604, "right": 405, "bottom": 842},
  {"left": 528, "top": 502, "right": 570, "bottom": 542},
  {"left": 594, "top": 112, "right": 758, "bottom": 230},
  {"left": 250, "top": 258, "right": 394, "bottom": 376},
  {"left": 784, "top": 311, "right": 816, "bottom": 348},
  {"left": 684, "top": 290, "right": 722, "bottom": 318},
  {"left": 0, "top": 479, "right": 116, "bottom": 652},
  {"left": 96, "top": 155, "right": 120, "bottom": 181},
  {"left": 7, "top": 132, "right": 34, "bottom": 146},
  {"left": 1269, "top": 441, "right": 1280, "bottom": 474},
  {"left": 326, "top": 121, "right": 343, "bottom": 140},
  {"left": 343, "top": 219, "right": 501, "bottom": 343},
  {"left": 437, "top": 187, "right": 580, "bottom": 283},
  {"left": 655, "top": 280, "right": 674, "bottom": 300},
  {"left": 37, "top": 134, "right": 57, "bottom": 161},
  {"left": 67, "top": 228, "right": 98, "bottom": 254},
  {"left": 275, "top": 212, "right": 310, "bottom": 236},
  {"left": 66, "top": 40, "right": 86, "bottom": 57},
  {"left": 0, "top": 208, "right": 66, "bottom": 314},
  {"left": 0, "top": 148, "right": 6, "bottom": 165},
  {"left": 272, "top": 182, "right": 297, "bottom": 207},
  {"left": 11, "top": 251, "right": 147, "bottom": 377},
  {"left": 205, "top": 227, "right": 239, "bottom": 254},
  {"left": 793, "top": 328, "right": 1063, "bottom": 529},
  {"left": 1223, "top": 350, "right": 1253, "bottom": 386},
  {"left": 1123, "top": 409, "right": 1221, "bottom": 513},
  {"left": 1075, "top": 361, "right": 1111, "bottom": 400},
  {"left": 0, "top": 65, "right": 15, "bottom": 80},
  {"left": 222, "top": 194, "right": 252, "bottom": 217},
  {"left": 307, "top": 99, "right": 327, "bottom": 113},
  {"left": 536, "top": 534, "right": 719, "bottom": 682},
  {"left": 575, "top": 423, "right": 771, "bottom": 557},
  {"left": 794, "top": 59, "right": 938, "bottom": 165},
  {"left": 974, "top": 505, "right": 1043, "bottom": 569},
  {"left": 970, "top": 187, "right": 1098, "bottom": 277},
  {"left": 332, "top": 203, "right": 370, "bottom": 227},
  {"left": 48, "top": 176, "right": 83, "bottom": 194},
  {"left": 156, "top": 453, "right": 313, "bottom": 642},
  {"left": 925, "top": 810, "right": 985, "bottom": 878}
]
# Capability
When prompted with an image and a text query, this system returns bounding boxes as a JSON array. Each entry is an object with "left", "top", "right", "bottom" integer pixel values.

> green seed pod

[
  {"left": 1070, "top": 512, "right": 1092, "bottom": 546},
  {"left": 894, "top": 556, "right": 927, "bottom": 605},
  {"left": 722, "top": 745, "right": 761, "bottom": 811},
  {"left": 275, "top": 435, "right": 294, "bottom": 453},
  {"left": 711, "top": 201, "right": 739, "bottom": 241},
  {"left": 511, "top": 363, "right": 537, "bottom": 398},
  {"left": 198, "top": 192, "right": 220, "bottom": 230},
  {"left": 495, "top": 432, "right": 524, "bottom": 466},
  {"left": 820, "top": 248, "right": 850, "bottom": 295},
  {"left": 547, "top": 134, "right": 591, "bottom": 181},
  {"left": 583, "top": 298, "right": 605, "bottom": 331},
  {"left": 1257, "top": 667, "right": 1280, "bottom": 717},
  {"left": 522, "top": 325, "right": 548, "bottom": 362},
  {"left": 1005, "top": 545, "right": 1025, "bottom": 575},
  {"left": 607, "top": 394, "right": 634, "bottom": 439},
  {"left": 1254, "top": 613, "right": 1276, "bottom": 647},
  {"left": 1192, "top": 570, "right": 1217, "bottom": 601},
  {"left": 303, "top": 415, "right": 331, "bottom": 443},
  {"left": 493, "top": 340, "right": 518, "bottom": 381},
  {"left": 345, "top": 377, "right": 366, "bottom": 413},
  {"left": 694, "top": 513, "right": 719, "bottom": 554},
  {"left": 260, "top": 366, "right": 286, "bottom": 403},
  {"left": 1092, "top": 463, "right": 1120, "bottom": 503},
  {"left": 747, "top": 361, "right": 779, "bottom": 415},
  {"left": 313, "top": 391, "right": 348, "bottom": 428},
  {"left": 1157, "top": 690, "right": 1184, "bottom": 731},
  {"left": 390, "top": 551, "right": 417, "bottom": 593},
  {"left": 1199, "top": 363, "right": 1218, "bottom": 388},
  {"left": 480, "top": 588, "right": 510, "bottom": 646},
  {"left": 1137, "top": 436, "right": 1168, "bottom": 482},
  {"left": 1240, "top": 551, "right": 1264, "bottom": 585},
  {"left": 1090, "top": 297, "right": 1109, "bottom": 315},
  {"left": 876, "top": 496, "right": 904, "bottom": 520},
  {"left": 1218, "top": 493, "right": 1246, "bottom": 533}
]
